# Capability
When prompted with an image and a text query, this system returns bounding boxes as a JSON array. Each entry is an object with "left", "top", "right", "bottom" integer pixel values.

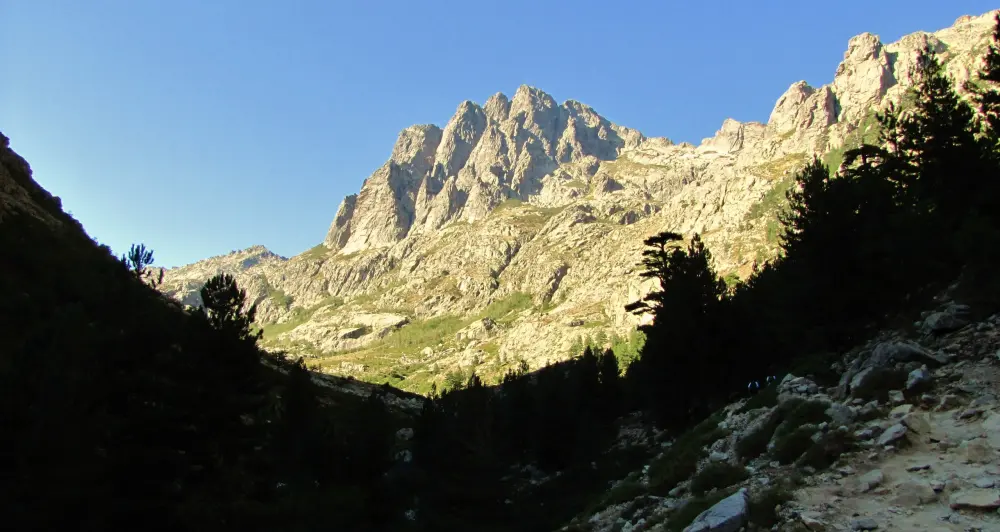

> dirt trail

[{"left": 791, "top": 360, "right": 1000, "bottom": 531}]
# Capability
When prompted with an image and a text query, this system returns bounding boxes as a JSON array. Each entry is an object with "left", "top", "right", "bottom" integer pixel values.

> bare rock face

[
  {"left": 162, "top": 10, "right": 1000, "bottom": 393},
  {"left": 832, "top": 33, "right": 896, "bottom": 124},
  {"left": 323, "top": 83, "right": 646, "bottom": 253}
]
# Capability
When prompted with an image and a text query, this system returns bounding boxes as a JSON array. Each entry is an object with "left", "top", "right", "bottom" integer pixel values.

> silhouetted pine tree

[{"left": 625, "top": 232, "right": 727, "bottom": 429}]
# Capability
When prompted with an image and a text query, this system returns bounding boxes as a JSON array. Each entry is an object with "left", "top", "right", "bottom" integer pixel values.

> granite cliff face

[{"left": 160, "top": 11, "right": 1000, "bottom": 393}]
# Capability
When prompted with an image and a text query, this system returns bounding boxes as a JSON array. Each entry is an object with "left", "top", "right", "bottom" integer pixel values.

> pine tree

[
  {"left": 889, "top": 44, "right": 983, "bottom": 224},
  {"left": 625, "top": 232, "right": 727, "bottom": 428},
  {"left": 120, "top": 243, "right": 164, "bottom": 289},
  {"left": 200, "top": 273, "right": 262, "bottom": 344},
  {"left": 970, "top": 13, "right": 1000, "bottom": 146}
]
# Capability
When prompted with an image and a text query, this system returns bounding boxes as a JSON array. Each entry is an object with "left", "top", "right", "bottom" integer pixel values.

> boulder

[
  {"left": 778, "top": 375, "right": 820, "bottom": 396},
  {"left": 683, "top": 487, "right": 750, "bottom": 532},
  {"left": 890, "top": 481, "right": 937, "bottom": 506},
  {"left": 949, "top": 490, "right": 1000, "bottom": 510},
  {"left": 859, "top": 469, "right": 884, "bottom": 492},
  {"left": 901, "top": 412, "right": 931, "bottom": 435},
  {"left": 922, "top": 312, "right": 967, "bottom": 333},
  {"left": 877, "top": 424, "right": 907, "bottom": 446},
  {"left": 905, "top": 366, "right": 932, "bottom": 392},
  {"left": 869, "top": 341, "right": 948, "bottom": 368},
  {"left": 849, "top": 517, "right": 878, "bottom": 530},
  {"left": 826, "top": 403, "right": 857, "bottom": 426},
  {"left": 960, "top": 439, "right": 994, "bottom": 463}
]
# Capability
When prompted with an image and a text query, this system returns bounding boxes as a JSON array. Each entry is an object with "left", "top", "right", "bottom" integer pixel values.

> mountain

[{"left": 161, "top": 10, "right": 1000, "bottom": 393}]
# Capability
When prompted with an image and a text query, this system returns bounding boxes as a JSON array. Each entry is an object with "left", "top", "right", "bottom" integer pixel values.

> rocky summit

[{"left": 160, "top": 11, "right": 1000, "bottom": 393}]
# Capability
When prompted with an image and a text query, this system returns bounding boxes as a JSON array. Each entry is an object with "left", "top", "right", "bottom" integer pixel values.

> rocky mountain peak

[
  {"left": 322, "top": 84, "right": 652, "bottom": 254},
  {"left": 483, "top": 92, "right": 511, "bottom": 122},
  {"left": 389, "top": 125, "right": 442, "bottom": 172}
]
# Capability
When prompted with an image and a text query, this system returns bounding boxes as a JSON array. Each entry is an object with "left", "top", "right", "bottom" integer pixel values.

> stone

[
  {"left": 859, "top": 469, "right": 884, "bottom": 492},
  {"left": 906, "top": 366, "right": 932, "bottom": 392},
  {"left": 922, "top": 311, "right": 969, "bottom": 334},
  {"left": 930, "top": 480, "right": 945, "bottom": 492},
  {"left": 890, "top": 481, "right": 937, "bottom": 506},
  {"left": 800, "top": 512, "right": 827, "bottom": 531},
  {"left": 779, "top": 375, "right": 820, "bottom": 396},
  {"left": 888, "top": 390, "right": 905, "bottom": 405},
  {"left": 960, "top": 439, "right": 994, "bottom": 463},
  {"left": 901, "top": 412, "right": 931, "bottom": 435},
  {"left": 938, "top": 394, "right": 963, "bottom": 410},
  {"left": 682, "top": 487, "right": 749, "bottom": 532},
  {"left": 974, "top": 477, "right": 996, "bottom": 488},
  {"left": 710, "top": 451, "right": 729, "bottom": 462},
  {"left": 826, "top": 403, "right": 857, "bottom": 426},
  {"left": 849, "top": 517, "right": 879, "bottom": 530},
  {"left": 877, "top": 424, "right": 907, "bottom": 446},
  {"left": 855, "top": 426, "right": 881, "bottom": 440},
  {"left": 889, "top": 404, "right": 912, "bottom": 418},
  {"left": 949, "top": 490, "right": 1000, "bottom": 510}
]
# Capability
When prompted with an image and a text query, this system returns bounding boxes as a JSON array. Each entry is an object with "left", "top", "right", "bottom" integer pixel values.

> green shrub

[
  {"left": 735, "top": 412, "right": 782, "bottom": 460},
  {"left": 748, "top": 486, "right": 794, "bottom": 528},
  {"left": 736, "top": 386, "right": 778, "bottom": 414},
  {"left": 772, "top": 426, "right": 817, "bottom": 465},
  {"left": 689, "top": 463, "right": 749, "bottom": 496},
  {"left": 736, "top": 397, "right": 827, "bottom": 461},
  {"left": 797, "top": 430, "right": 855, "bottom": 470},
  {"left": 772, "top": 399, "right": 831, "bottom": 441}
]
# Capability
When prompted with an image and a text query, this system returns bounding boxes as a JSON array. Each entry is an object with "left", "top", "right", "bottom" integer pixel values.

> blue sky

[{"left": 1, "top": 1, "right": 996, "bottom": 268}]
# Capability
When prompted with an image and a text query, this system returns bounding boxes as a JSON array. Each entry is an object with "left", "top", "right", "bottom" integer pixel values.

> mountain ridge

[{"left": 160, "top": 9, "right": 1000, "bottom": 393}]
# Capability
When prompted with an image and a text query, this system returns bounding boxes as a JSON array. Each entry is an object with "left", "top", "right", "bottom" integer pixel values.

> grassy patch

[
  {"left": 823, "top": 109, "right": 883, "bottom": 173},
  {"left": 765, "top": 219, "right": 781, "bottom": 246},
  {"left": 268, "top": 287, "right": 293, "bottom": 309},
  {"left": 260, "top": 295, "right": 344, "bottom": 339},
  {"left": 689, "top": 463, "right": 749, "bottom": 496},
  {"left": 370, "top": 314, "right": 467, "bottom": 354},
  {"left": 750, "top": 152, "right": 809, "bottom": 182},
  {"left": 493, "top": 198, "right": 524, "bottom": 212},
  {"left": 298, "top": 244, "right": 330, "bottom": 261},
  {"left": 480, "top": 341, "right": 500, "bottom": 357},
  {"left": 745, "top": 174, "right": 796, "bottom": 222},
  {"left": 479, "top": 292, "right": 534, "bottom": 323}
]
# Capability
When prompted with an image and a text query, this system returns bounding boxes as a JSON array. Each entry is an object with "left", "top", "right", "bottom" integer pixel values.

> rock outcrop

[{"left": 160, "top": 10, "right": 1000, "bottom": 393}]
